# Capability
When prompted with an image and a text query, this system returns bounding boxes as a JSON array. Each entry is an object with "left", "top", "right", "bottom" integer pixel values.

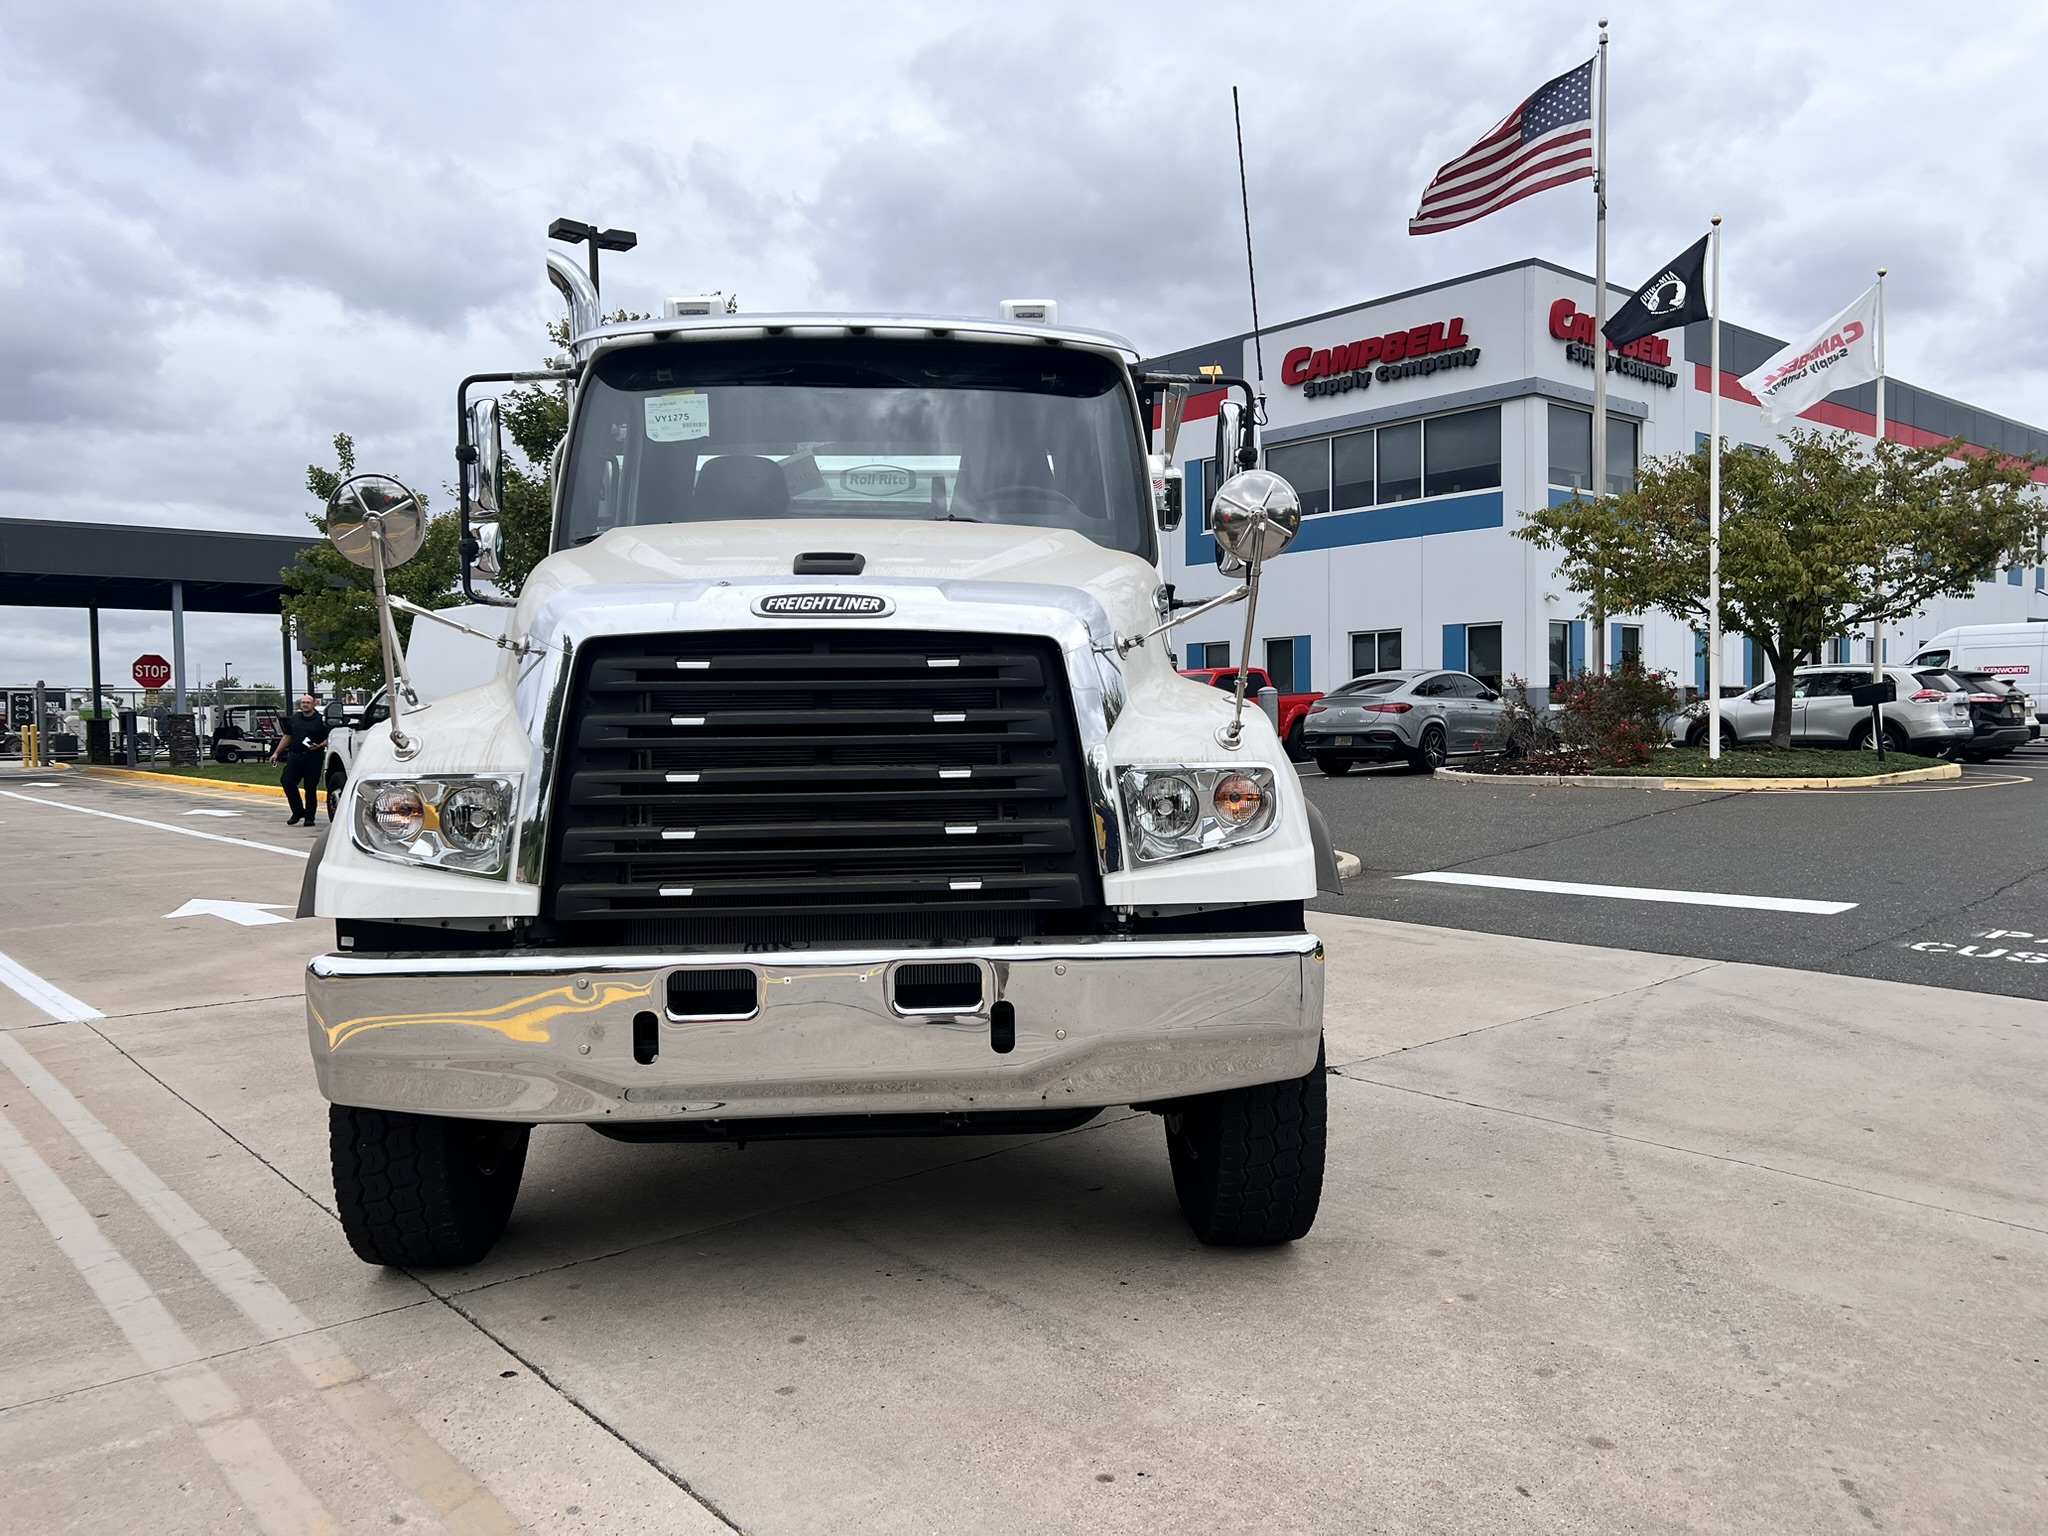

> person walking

[{"left": 271, "top": 694, "right": 331, "bottom": 827}]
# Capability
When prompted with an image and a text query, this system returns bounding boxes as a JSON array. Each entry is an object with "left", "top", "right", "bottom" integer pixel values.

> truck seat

[{"left": 694, "top": 454, "right": 789, "bottom": 519}]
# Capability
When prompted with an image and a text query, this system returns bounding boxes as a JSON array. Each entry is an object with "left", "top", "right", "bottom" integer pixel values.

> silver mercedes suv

[{"left": 1301, "top": 669, "right": 1507, "bottom": 775}]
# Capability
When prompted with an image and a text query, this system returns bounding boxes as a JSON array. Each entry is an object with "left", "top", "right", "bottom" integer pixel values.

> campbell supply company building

[{"left": 1145, "top": 258, "right": 2048, "bottom": 701}]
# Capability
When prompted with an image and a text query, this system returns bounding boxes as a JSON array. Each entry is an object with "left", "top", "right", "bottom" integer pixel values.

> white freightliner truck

[{"left": 302, "top": 250, "right": 1341, "bottom": 1267}]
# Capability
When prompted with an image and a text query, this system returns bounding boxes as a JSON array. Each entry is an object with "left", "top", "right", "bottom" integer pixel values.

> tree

[
  {"left": 191, "top": 675, "right": 285, "bottom": 710},
  {"left": 1518, "top": 429, "right": 2045, "bottom": 747},
  {"left": 281, "top": 433, "right": 461, "bottom": 691}
]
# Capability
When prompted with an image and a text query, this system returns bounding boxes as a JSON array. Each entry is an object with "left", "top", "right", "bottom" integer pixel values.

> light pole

[{"left": 547, "top": 217, "right": 638, "bottom": 298}]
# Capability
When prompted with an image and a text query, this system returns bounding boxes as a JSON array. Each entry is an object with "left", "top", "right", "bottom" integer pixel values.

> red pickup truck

[{"left": 1177, "top": 667, "right": 1322, "bottom": 761}]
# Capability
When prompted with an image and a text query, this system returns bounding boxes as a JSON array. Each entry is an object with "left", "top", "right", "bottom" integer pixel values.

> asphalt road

[
  {"left": 1, "top": 767, "right": 2043, "bottom": 1533},
  {"left": 1306, "top": 740, "right": 2048, "bottom": 1001}
]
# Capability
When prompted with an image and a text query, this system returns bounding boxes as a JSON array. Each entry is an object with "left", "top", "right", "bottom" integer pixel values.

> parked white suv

[{"left": 1685, "top": 665, "right": 1973, "bottom": 754}]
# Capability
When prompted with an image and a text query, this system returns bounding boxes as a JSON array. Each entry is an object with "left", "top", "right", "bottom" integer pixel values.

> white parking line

[
  {"left": 1398, "top": 871, "right": 1857, "bottom": 915},
  {"left": 0, "top": 948, "right": 105, "bottom": 1022},
  {"left": 0, "top": 1102, "right": 341, "bottom": 1535},
  {"left": 0, "top": 991, "right": 522, "bottom": 1534},
  {"left": 0, "top": 790, "right": 308, "bottom": 859}
]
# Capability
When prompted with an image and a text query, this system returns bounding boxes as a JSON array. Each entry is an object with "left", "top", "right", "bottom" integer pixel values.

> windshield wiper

[{"left": 929, "top": 513, "right": 983, "bottom": 523}]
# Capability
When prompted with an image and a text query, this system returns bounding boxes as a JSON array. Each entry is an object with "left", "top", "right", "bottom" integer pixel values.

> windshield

[{"left": 561, "top": 337, "right": 1152, "bottom": 557}]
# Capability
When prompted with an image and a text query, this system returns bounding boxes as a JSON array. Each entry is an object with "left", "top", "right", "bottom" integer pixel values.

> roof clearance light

[{"left": 1000, "top": 299, "right": 1058, "bottom": 323}]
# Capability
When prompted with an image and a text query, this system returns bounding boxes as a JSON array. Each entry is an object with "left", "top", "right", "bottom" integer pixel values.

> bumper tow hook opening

[
  {"left": 894, "top": 962, "right": 984, "bottom": 1014},
  {"left": 990, "top": 1000, "right": 1016, "bottom": 1054},
  {"left": 632, "top": 1010, "right": 659, "bottom": 1065}
]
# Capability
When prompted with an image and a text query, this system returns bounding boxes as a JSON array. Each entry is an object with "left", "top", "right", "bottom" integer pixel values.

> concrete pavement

[{"left": 0, "top": 771, "right": 2042, "bottom": 1533}]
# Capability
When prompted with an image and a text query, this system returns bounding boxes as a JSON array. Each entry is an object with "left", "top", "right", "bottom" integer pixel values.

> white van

[{"left": 1910, "top": 624, "right": 2048, "bottom": 722}]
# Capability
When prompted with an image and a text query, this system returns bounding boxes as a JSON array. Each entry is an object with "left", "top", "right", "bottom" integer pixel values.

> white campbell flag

[{"left": 1738, "top": 284, "right": 1882, "bottom": 425}]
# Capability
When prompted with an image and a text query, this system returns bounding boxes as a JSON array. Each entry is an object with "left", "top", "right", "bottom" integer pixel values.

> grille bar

[{"left": 545, "top": 630, "right": 1100, "bottom": 939}]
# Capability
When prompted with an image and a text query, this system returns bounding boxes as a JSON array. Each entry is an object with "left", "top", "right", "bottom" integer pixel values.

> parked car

[
  {"left": 1935, "top": 670, "right": 2032, "bottom": 761},
  {"left": 1681, "top": 665, "right": 1972, "bottom": 754},
  {"left": 1177, "top": 666, "right": 1321, "bottom": 761},
  {"left": 1909, "top": 624, "right": 2048, "bottom": 725},
  {"left": 318, "top": 688, "right": 391, "bottom": 820},
  {"left": 1301, "top": 669, "right": 1507, "bottom": 775}
]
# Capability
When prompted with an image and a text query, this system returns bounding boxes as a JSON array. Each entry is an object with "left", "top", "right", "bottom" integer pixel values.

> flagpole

[
  {"left": 1708, "top": 215, "right": 1723, "bottom": 760},
  {"left": 1590, "top": 17, "right": 1611, "bottom": 674},
  {"left": 1870, "top": 266, "right": 1887, "bottom": 686}
]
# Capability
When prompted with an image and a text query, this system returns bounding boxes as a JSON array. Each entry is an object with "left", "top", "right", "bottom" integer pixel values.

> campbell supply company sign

[
  {"left": 1282, "top": 317, "right": 1481, "bottom": 400},
  {"left": 1548, "top": 298, "right": 1677, "bottom": 387}
]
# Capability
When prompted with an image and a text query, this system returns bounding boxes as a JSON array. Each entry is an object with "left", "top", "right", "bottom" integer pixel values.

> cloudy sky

[{"left": 3, "top": 0, "right": 2043, "bottom": 690}]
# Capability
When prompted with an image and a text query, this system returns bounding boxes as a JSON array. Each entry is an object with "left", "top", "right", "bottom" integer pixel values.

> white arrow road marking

[
  {"left": 165, "top": 899, "right": 293, "bottom": 927},
  {"left": 1397, "top": 870, "right": 1857, "bottom": 915},
  {"left": 0, "top": 790, "right": 307, "bottom": 859},
  {"left": 185, "top": 808, "right": 245, "bottom": 818},
  {"left": 24, "top": 781, "right": 62, "bottom": 788}
]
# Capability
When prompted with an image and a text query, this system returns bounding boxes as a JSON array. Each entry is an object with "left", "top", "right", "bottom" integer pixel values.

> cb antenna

[{"left": 1232, "top": 86, "right": 1266, "bottom": 405}]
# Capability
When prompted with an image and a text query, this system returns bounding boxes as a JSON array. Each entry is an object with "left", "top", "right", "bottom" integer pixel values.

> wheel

[
  {"left": 1284, "top": 718, "right": 1308, "bottom": 763},
  {"left": 1164, "top": 1038, "right": 1326, "bottom": 1246},
  {"left": 325, "top": 762, "right": 346, "bottom": 823},
  {"left": 1852, "top": 720, "right": 1910, "bottom": 755},
  {"left": 1313, "top": 755, "right": 1353, "bottom": 776},
  {"left": 330, "top": 1104, "right": 530, "bottom": 1267},
  {"left": 1409, "top": 723, "right": 1448, "bottom": 773}
]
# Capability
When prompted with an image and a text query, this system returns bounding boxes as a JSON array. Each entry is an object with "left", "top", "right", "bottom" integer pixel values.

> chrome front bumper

[{"left": 307, "top": 933, "right": 1324, "bottom": 1123}]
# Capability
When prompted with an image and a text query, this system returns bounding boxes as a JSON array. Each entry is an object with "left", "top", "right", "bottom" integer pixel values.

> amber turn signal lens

[{"left": 1212, "top": 772, "right": 1264, "bottom": 825}]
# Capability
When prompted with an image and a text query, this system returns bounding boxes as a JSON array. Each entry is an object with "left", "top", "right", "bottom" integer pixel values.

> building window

[
  {"left": 1548, "top": 404, "right": 1639, "bottom": 494},
  {"left": 1465, "top": 623, "right": 1504, "bottom": 691},
  {"left": 1187, "top": 641, "right": 1229, "bottom": 669},
  {"left": 1826, "top": 636, "right": 1852, "bottom": 664},
  {"left": 1265, "top": 439, "right": 1331, "bottom": 517},
  {"left": 1614, "top": 623, "right": 1643, "bottom": 670},
  {"left": 1377, "top": 420, "right": 1422, "bottom": 503},
  {"left": 1423, "top": 407, "right": 1502, "bottom": 497},
  {"left": 1351, "top": 629, "right": 1402, "bottom": 675},
  {"left": 1264, "top": 636, "right": 1309, "bottom": 693},
  {"left": 1199, "top": 457, "right": 1221, "bottom": 531},
  {"left": 1548, "top": 621, "right": 1571, "bottom": 687},
  {"left": 1332, "top": 431, "right": 1374, "bottom": 511}
]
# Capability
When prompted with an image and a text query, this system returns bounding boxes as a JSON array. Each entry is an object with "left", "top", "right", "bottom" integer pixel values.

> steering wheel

[{"left": 972, "top": 483, "right": 1090, "bottom": 524}]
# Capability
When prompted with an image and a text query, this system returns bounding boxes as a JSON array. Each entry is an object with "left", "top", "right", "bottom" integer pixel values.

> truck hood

[{"left": 516, "top": 518, "right": 1167, "bottom": 641}]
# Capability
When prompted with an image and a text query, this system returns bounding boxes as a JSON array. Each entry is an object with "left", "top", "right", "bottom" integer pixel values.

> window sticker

[{"left": 644, "top": 391, "right": 710, "bottom": 442}]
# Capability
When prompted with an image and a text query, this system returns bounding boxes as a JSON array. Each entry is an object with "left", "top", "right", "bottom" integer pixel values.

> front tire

[
  {"left": 331, "top": 1105, "right": 530, "bottom": 1268},
  {"left": 1314, "top": 755, "right": 1353, "bottom": 776},
  {"left": 1164, "top": 1039, "right": 1327, "bottom": 1246}
]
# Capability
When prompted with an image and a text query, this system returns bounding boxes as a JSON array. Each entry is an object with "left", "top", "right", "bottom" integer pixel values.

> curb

[
  {"left": 79, "top": 765, "right": 285, "bottom": 799},
  {"left": 1334, "top": 851, "right": 1363, "bottom": 880},
  {"left": 1435, "top": 761, "right": 1962, "bottom": 791}
]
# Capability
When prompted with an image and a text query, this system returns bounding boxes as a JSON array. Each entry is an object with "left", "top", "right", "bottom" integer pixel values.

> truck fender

[
  {"left": 1303, "top": 799, "right": 1344, "bottom": 895},
  {"left": 297, "top": 825, "right": 331, "bottom": 919}
]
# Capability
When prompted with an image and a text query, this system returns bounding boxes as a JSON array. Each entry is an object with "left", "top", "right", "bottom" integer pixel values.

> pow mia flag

[{"left": 1603, "top": 233, "right": 1711, "bottom": 349}]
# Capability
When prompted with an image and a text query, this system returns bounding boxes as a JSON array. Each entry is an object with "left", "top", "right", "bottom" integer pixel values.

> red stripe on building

[{"left": 1692, "top": 364, "right": 2048, "bottom": 482}]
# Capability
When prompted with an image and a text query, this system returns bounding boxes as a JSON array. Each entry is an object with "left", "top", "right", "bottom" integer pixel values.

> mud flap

[
  {"left": 296, "top": 825, "right": 330, "bottom": 918},
  {"left": 1303, "top": 800, "right": 1344, "bottom": 895}
]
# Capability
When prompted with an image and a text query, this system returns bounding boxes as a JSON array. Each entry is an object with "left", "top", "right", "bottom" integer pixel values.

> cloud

[{"left": 3, "top": 0, "right": 2046, "bottom": 687}]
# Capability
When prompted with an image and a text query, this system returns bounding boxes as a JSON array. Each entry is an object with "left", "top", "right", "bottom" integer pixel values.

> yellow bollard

[{"left": 22, "top": 724, "right": 37, "bottom": 766}]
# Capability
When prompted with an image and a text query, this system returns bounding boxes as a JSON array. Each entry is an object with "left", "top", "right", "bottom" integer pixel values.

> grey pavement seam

[
  {"left": 1330, "top": 1069, "right": 2048, "bottom": 1236},
  {"left": 1327, "top": 957, "right": 1724, "bottom": 1071}
]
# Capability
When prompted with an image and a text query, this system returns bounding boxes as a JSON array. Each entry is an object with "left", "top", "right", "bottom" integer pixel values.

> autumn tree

[
  {"left": 1517, "top": 429, "right": 2045, "bottom": 747},
  {"left": 281, "top": 433, "right": 461, "bottom": 690}
]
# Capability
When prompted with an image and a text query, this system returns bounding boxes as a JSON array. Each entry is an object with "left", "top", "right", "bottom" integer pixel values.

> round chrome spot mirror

[
  {"left": 326, "top": 474, "right": 426, "bottom": 570},
  {"left": 1210, "top": 468, "right": 1302, "bottom": 564}
]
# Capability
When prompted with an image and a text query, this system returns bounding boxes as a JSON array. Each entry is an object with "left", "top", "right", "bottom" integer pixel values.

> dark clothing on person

[
  {"left": 277, "top": 709, "right": 331, "bottom": 823},
  {"left": 282, "top": 754, "right": 324, "bottom": 822}
]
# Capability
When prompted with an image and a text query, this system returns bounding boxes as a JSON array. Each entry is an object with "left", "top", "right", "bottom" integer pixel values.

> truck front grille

[{"left": 545, "top": 629, "right": 1101, "bottom": 944}]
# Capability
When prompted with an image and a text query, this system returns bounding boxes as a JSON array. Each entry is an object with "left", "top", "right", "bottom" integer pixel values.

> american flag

[{"left": 1409, "top": 58, "right": 1596, "bottom": 236}]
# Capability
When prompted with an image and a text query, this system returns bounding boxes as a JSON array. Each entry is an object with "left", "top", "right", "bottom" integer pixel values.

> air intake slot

[
  {"left": 793, "top": 551, "right": 865, "bottom": 575},
  {"left": 666, "top": 968, "right": 760, "bottom": 1019},
  {"left": 893, "top": 962, "right": 985, "bottom": 1014}
]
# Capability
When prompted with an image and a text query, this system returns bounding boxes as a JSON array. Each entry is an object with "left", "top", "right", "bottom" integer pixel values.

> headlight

[
  {"left": 1117, "top": 765, "right": 1278, "bottom": 863},
  {"left": 351, "top": 775, "right": 519, "bottom": 877}
]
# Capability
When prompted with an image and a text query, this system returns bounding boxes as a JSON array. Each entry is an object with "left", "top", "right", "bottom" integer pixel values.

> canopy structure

[{"left": 0, "top": 516, "right": 320, "bottom": 713}]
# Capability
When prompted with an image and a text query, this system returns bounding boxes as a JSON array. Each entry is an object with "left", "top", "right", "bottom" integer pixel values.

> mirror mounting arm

[{"left": 1116, "top": 585, "right": 1247, "bottom": 657}]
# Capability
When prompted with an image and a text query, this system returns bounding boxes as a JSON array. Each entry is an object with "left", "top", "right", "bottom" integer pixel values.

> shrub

[{"left": 1551, "top": 663, "right": 1681, "bottom": 768}]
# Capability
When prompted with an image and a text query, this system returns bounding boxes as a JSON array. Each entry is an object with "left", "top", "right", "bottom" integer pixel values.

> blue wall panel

[
  {"left": 1287, "top": 491, "right": 1505, "bottom": 555},
  {"left": 1442, "top": 623, "right": 1467, "bottom": 672}
]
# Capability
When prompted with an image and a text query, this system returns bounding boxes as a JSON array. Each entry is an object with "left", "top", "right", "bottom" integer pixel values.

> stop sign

[{"left": 133, "top": 654, "right": 172, "bottom": 688}]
